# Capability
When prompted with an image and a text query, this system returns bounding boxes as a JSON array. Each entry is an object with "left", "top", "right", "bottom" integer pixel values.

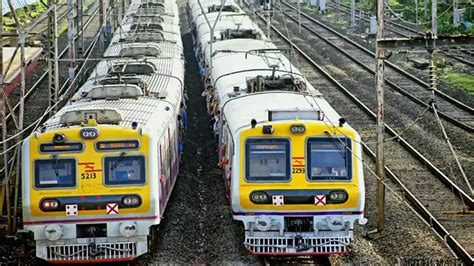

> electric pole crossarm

[{"left": 378, "top": 36, "right": 474, "bottom": 49}]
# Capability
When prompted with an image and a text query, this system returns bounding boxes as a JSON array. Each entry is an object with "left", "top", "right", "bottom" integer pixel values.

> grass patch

[{"left": 440, "top": 71, "right": 474, "bottom": 94}]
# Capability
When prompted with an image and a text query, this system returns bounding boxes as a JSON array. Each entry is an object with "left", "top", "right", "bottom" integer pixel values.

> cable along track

[{"left": 243, "top": 2, "right": 474, "bottom": 263}]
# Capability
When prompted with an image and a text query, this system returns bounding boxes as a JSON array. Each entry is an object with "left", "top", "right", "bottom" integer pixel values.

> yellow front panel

[
  {"left": 29, "top": 126, "right": 151, "bottom": 217},
  {"left": 239, "top": 122, "right": 360, "bottom": 211}
]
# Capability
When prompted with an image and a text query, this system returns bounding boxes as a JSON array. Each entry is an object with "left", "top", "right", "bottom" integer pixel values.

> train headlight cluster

[
  {"left": 328, "top": 191, "right": 348, "bottom": 204},
  {"left": 290, "top": 124, "right": 306, "bottom": 134},
  {"left": 122, "top": 195, "right": 141, "bottom": 207},
  {"left": 40, "top": 199, "right": 60, "bottom": 211},
  {"left": 250, "top": 191, "right": 270, "bottom": 204}
]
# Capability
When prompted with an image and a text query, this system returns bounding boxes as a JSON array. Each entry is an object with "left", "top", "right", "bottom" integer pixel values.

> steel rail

[
  {"left": 247, "top": 5, "right": 473, "bottom": 262},
  {"left": 283, "top": 1, "right": 474, "bottom": 116},
  {"left": 279, "top": 1, "right": 474, "bottom": 133},
  {"left": 5, "top": 5, "right": 100, "bottom": 122},
  {"left": 327, "top": 1, "right": 474, "bottom": 67},
  {"left": 0, "top": 5, "right": 100, "bottom": 175}
]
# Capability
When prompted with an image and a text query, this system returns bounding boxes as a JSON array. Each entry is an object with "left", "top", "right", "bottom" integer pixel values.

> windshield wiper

[
  {"left": 324, "top": 131, "right": 347, "bottom": 160},
  {"left": 53, "top": 155, "right": 59, "bottom": 177},
  {"left": 111, "top": 152, "right": 127, "bottom": 171}
]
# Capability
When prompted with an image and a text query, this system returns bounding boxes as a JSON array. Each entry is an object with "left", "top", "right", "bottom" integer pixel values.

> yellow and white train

[
  {"left": 21, "top": 0, "right": 184, "bottom": 263},
  {"left": 188, "top": 0, "right": 366, "bottom": 255}
]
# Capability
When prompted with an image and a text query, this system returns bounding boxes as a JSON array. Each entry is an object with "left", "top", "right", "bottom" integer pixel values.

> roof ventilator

[
  {"left": 86, "top": 84, "right": 143, "bottom": 100},
  {"left": 60, "top": 109, "right": 123, "bottom": 125},
  {"left": 119, "top": 33, "right": 167, "bottom": 43},
  {"left": 208, "top": 4, "right": 237, "bottom": 13},
  {"left": 118, "top": 46, "right": 161, "bottom": 58},
  {"left": 108, "top": 62, "right": 156, "bottom": 76}
]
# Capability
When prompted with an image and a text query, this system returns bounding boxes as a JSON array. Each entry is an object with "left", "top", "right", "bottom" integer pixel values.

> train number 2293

[
  {"left": 292, "top": 168, "right": 305, "bottom": 174},
  {"left": 81, "top": 173, "right": 97, "bottom": 179}
]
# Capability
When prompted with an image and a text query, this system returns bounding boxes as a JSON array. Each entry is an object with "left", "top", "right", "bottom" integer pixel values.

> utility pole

[
  {"left": 99, "top": 0, "right": 105, "bottom": 51},
  {"left": 67, "top": 0, "right": 76, "bottom": 88},
  {"left": 375, "top": 0, "right": 385, "bottom": 232},
  {"left": 0, "top": 0, "right": 8, "bottom": 233},
  {"left": 350, "top": 0, "right": 355, "bottom": 27},
  {"left": 47, "top": 0, "right": 59, "bottom": 114},
  {"left": 372, "top": 0, "right": 474, "bottom": 232},
  {"left": 266, "top": 0, "right": 272, "bottom": 38},
  {"left": 76, "top": 0, "right": 84, "bottom": 60},
  {"left": 297, "top": 0, "right": 302, "bottom": 33},
  {"left": 197, "top": 0, "right": 225, "bottom": 75}
]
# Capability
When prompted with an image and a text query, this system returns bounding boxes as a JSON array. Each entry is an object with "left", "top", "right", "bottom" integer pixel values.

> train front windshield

[
  {"left": 245, "top": 139, "right": 290, "bottom": 181},
  {"left": 34, "top": 159, "right": 76, "bottom": 188},
  {"left": 307, "top": 138, "right": 352, "bottom": 181}
]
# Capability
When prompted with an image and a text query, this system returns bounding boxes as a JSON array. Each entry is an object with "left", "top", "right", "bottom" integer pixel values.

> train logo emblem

[
  {"left": 65, "top": 204, "right": 78, "bottom": 216},
  {"left": 106, "top": 203, "right": 119, "bottom": 215},
  {"left": 79, "top": 162, "right": 102, "bottom": 173},
  {"left": 272, "top": 195, "right": 284, "bottom": 206},
  {"left": 314, "top": 195, "right": 326, "bottom": 206}
]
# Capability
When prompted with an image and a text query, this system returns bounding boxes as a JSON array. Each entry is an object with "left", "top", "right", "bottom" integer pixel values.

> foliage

[
  {"left": 2, "top": 1, "right": 49, "bottom": 30},
  {"left": 440, "top": 69, "right": 474, "bottom": 94}
]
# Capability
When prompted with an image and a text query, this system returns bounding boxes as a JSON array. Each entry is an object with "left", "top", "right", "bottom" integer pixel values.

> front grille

[
  {"left": 47, "top": 242, "right": 136, "bottom": 261},
  {"left": 244, "top": 236, "right": 351, "bottom": 254}
]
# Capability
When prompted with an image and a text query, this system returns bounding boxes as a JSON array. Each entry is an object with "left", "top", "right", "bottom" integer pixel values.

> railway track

[
  {"left": 281, "top": 1, "right": 474, "bottom": 132},
  {"left": 243, "top": 1, "right": 473, "bottom": 263},
  {"left": 324, "top": 1, "right": 474, "bottom": 67},
  {"left": 0, "top": 3, "right": 101, "bottom": 173}
]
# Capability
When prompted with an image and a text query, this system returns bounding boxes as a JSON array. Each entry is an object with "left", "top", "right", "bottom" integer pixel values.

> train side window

[
  {"left": 245, "top": 139, "right": 290, "bottom": 182},
  {"left": 104, "top": 155, "right": 145, "bottom": 185},
  {"left": 34, "top": 159, "right": 76, "bottom": 188},
  {"left": 307, "top": 138, "right": 352, "bottom": 181}
]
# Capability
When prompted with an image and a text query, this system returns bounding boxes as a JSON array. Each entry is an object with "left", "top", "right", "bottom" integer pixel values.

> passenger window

[
  {"left": 35, "top": 159, "right": 76, "bottom": 188},
  {"left": 307, "top": 138, "right": 352, "bottom": 181},
  {"left": 245, "top": 139, "right": 290, "bottom": 181},
  {"left": 104, "top": 155, "right": 145, "bottom": 185}
]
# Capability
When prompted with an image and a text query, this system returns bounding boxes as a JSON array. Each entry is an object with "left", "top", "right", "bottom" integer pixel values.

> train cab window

[
  {"left": 35, "top": 159, "right": 76, "bottom": 188},
  {"left": 104, "top": 155, "right": 145, "bottom": 185},
  {"left": 245, "top": 139, "right": 290, "bottom": 181},
  {"left": 307, "top": 138, "right": 352, "bottom": 181}
]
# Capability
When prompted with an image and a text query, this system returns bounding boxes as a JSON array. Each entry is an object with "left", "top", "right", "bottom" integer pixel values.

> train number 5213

[{"left": 81, "top": 173, "right": 97, "bottom": 179}]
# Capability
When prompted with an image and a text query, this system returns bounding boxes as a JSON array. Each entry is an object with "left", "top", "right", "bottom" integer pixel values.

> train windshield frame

[
  {"left": 307, "top": 137, "right": 352, "bottom": 181},
  {"left": 245, "top": 138, "right": 291, "bottom": 182},
  {"left": 104, "top": 155, "right": 146, "bottom": 185},
  {"left": 34, "top": 158, "right": 77, "bottom": 188}
]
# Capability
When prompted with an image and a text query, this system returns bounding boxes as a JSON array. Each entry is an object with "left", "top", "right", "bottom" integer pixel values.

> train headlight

[
  {"left": 328, "top": 191, "right": 348, "bottom": 204},
  {"left": 290, "top": 124, "right": 305, "bottom": 134},
  {"left": 53, "top": 133, "right": 66, "bottom": 144},
  {"left": 44, "top": 224, "right": 62, "bottom": 241},
  {"left": 122, "top": 195, "right": 141, "bottom": 207},
  {"left": 250, "top": 191, "right": 270, "bottom": 204},
  {"left": 119, "top": 222, "right": 137, "bottom": 237},
  {"left": 40, "top": 199, "right": 60, "bottom": 211}
]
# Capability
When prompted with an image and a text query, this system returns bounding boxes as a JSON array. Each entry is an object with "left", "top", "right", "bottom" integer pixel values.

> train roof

[
  {"left": 195, "top": 13, "right": 265, "bottom": 51},
  {"left": 43, "top": 97, "right": 174, "bottom": 133},
  {"left": 188, "top": 0, "right": 239, "bottom": 18},
  {"left": 111, "top": 24, "right": 181, "bottom": 44},
  {"left": 222, "top": 91, "right": 349, "bottom": 134},
  {"left": 205, "top": 39, "right": 307, "bottom": 102},
  {"left": 104, "top": 42, "right": 183, "bottom": 59}
]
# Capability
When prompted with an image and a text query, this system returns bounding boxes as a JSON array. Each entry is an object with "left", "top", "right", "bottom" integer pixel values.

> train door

[
  {"left": 220, "top": 124, "right": 233, "bottom": 199},
  {"left": 159, "top": 142, "right": 166, "bottom": 212}
]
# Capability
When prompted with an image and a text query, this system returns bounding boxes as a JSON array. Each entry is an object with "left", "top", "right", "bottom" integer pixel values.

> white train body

[
  {"left": 188, "top": 0, "right": 366, "bottom": 255},
  {"left": 21, "top": 0, "right": 184, "bottom": 263}
]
